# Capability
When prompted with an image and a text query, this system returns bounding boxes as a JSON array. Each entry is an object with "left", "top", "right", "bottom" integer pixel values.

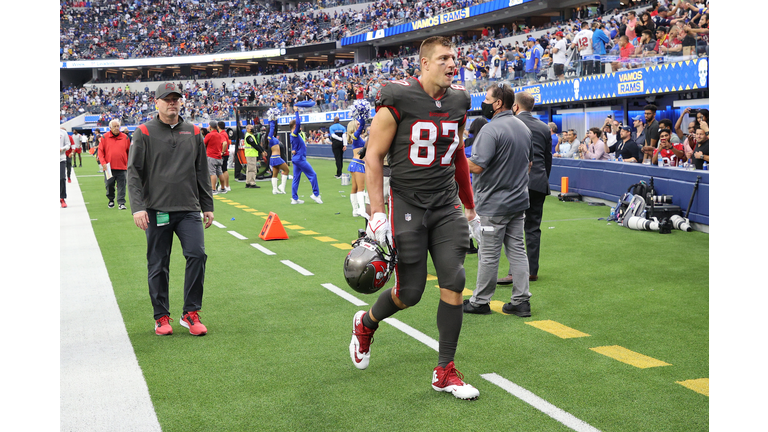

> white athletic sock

[{"left": 356, "top": 192, "right": 367, "bottom": 213}]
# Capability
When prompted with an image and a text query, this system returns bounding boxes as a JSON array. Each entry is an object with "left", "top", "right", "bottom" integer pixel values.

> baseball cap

[
  {"left": 555, "top": 31, "right": 564, "bottom": 37},
  {"left": 621, "top": 125, "right": 632, "bottom": 132},
  {"left": 528, "top": 37, "right": 536, "bottom": 42},
  {"left": 156, "top": 82, "right": 182, "bottom": 99},
  {"left": 632, "top": 115, "right": 644, "bottom": 123}
]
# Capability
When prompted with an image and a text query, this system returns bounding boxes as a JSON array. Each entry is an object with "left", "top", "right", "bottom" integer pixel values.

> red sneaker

[
  {"left": 68, "top": 178, "right": 72, "bottom": 183},
  {"left": 180, "top": 310, "right": 207, "bottom": 336},
  {"left": 432, "top": 361, "right": 479, "bottom": 400},
  {"left": 155, "top": 316, "right": 173, "bottom": 335},
  {"left": 60, "top": 199, "right": 67, "bottom": 208},
  {"left": 349, "top": 310, "right": 375, "bottom": 370}
]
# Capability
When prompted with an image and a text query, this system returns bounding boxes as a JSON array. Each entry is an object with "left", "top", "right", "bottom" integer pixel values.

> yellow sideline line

[
  {"left": 526, "top": 320, "right": 591, "bottom": 339},
  {"left": 590, "top": 345, "right": 671, "bottom": 369},
  {"left": 676, "top": 378, "right": 709, "bottom": 396}
]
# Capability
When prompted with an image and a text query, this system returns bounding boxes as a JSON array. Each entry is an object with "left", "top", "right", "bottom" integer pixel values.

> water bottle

[
  {"left": 657, "top": 157, "right": 663, "bottom": 168},
  {"left": 617, "top": 154, "right": 623, "bottom": 163},
  {"left": 703, "top": 161, "right": 708, "bottom": 170}
]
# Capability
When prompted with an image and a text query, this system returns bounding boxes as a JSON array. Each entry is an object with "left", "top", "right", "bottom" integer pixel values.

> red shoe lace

[
  {"left": 185, "top": 311, "right": 201, "bottom": 324},
  {"left": 439, "top": 362, "right": 466, "bottom": 387},
  {"left": 157, "top": 316, "right": 172, "bottom": 326},
  {"left": 353, "top": 322, "right": 375, "bottom": 353}
]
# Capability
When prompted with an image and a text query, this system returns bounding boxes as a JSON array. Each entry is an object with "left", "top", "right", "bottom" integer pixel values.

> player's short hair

[
  {"left": 644, "top": 104, "right": 658, "bottom": 113},
  {"left": 217, "top": 121, "right": 226, "bottom": 129},
  {"left": 659, "top": 128, "right": 672, "bottom": 137},
  {"left": 419, "top": 36, "right": 454, "bottom": 62},
  {"left": 486, "top": 81, "right": 515, "bottom": 110},
  {"left": 589, "top": 127, "right": 602, "bottom": 137}
]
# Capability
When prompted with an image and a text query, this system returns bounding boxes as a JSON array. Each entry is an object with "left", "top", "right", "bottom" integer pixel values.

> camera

[
  {"left": 688, "top": 109, "right": 699, "bottom": 115},
  {"left": 651, "top": 195, "right": 673, "bottom": 205},
  {"left": 623, "top": 216, "right": 660, "bottom": 231},
  {"left": 670, "top": 215, "right": 692, "bottom": 232}
]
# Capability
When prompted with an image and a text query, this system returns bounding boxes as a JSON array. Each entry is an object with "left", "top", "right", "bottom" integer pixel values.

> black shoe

[
  {"left": 497, "top": 275, "right": 514, "bottom": 285},
  {"left": 502, "top": 301, "right": 531, "bottom": 317},
  {"left": 108, "top": 201, "right": 115, "bottom": 208},
  {"left": 253, "top": 184, "right": 260, "bottom": 188},
  {"left": 467, "top": 246, "right": 478, "bottom": 254},
  {"left": 462, "top": 299, "right": 491, "bottom": 315}
]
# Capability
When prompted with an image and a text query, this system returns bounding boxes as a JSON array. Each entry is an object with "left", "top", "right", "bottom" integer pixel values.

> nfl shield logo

[
  {"left": 405, "top": 213, "right": 412, "bottom": 222},
  {"left": 435, "top": 100, "right": 441, "bottom": 108}
]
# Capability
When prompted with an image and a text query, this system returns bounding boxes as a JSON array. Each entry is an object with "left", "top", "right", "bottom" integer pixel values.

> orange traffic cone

[{"left": 259, "top": 212, "right": 289, "bottom": 240}]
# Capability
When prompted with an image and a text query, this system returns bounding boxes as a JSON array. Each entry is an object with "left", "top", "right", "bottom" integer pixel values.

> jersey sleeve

[{"left": 374, "top": 82, "right": 402, "bottom": 123}]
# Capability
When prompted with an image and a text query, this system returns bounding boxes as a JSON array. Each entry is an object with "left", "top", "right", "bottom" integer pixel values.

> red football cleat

[
  {"left": 155, "top": 316, "right": 173, "bottom": 336},
  {"left": 349, "top": 310, "right": 375, "bottom": 370},
  {"left": 432, "top": 361, "right": 479, "bottom": 400},
  {"left": 180, "top": 310, "right": 207, "bottom": 336}
]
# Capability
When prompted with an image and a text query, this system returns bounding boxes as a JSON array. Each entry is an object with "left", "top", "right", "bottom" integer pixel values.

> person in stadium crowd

[
  {"left": 631, "top": 115, "right": 646, "bottom": 153},
  {"left": 204, "top": 121, "right": 226, "bottom": 195},
  {"left": 652, "top": 129, "right": 685, "bottom": 166},
  {"left": 349, "top": 36, "right": 480, "bottom": 401},
  {"left": 658, "top": 119, "right": 680, "bottom": 143},
  {"left": 641, "top": 104, "right": 660, "bottom": 163},
  {"left": 463, "top": 82, "right": 532, "bottom": 317},
  {"left": 288, "top": 106, "right": 322, "bottom": 204},
  {"left": 551, "top": 31, "right": 567, "bottom": 81},
  {"left": 60, "top": 127, "right": 71, "bottom": 208},
  {"left": 127, "top": 82, "right": 213, "bottom": 337},
  {"left": 98, "top": 120, "right": 131, "bottom": 210},
  {"left": 692, "top": 128, "right": 709, "bottom": 169},
  {"left": 554, "top": 129, "right": 580, "bottom": 159},
  {"left": 217, "top": 121, "right": 232, "bottom": 193},
  {"left": 572, "top": 21, "right": 594, "bottom": 76},
  {"left": 549, "top": 122, "right": 559, "bottom": 154},
  {"left": 609, "top": 126, "right": 641, "bottom": 162},
  {"left": 580, "top": 127, "right": 611, "bottom": 161},
  {"left": 346, "top": 118, "right": 367, "bottom": 217}
]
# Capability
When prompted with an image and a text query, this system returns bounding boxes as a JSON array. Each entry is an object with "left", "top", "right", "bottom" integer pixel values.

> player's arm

[
  {"left": 365, "top": 108, "right": 397, "bottom": 216},
  {"left": 453, "top": 125, "right": 475, "bottom": 212}
]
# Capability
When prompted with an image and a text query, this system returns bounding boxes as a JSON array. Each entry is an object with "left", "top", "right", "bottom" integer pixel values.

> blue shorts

[
  {"left": 348, "top": 158, "right": 365, "bottom": 174},
  {"left": 269, "top": 155, "right": 286, "bottom": 167}
]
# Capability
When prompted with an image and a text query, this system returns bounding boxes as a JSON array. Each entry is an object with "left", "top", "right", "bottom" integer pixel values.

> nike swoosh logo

[{"left": 455, "top": 205, "right": 461, "bottom": 209}]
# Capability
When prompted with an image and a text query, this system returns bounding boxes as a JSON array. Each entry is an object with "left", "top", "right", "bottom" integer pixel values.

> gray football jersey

[{"left": 375, "top": 77, "right": 471, "bottom": 209}]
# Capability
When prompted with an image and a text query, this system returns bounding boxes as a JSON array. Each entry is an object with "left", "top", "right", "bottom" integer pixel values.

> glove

[
  {"left": 366, "top": 212, "right": 392, "bottom": 247},
  {"left": 468, "top": 215, "right": 482, "bottom": 245}
]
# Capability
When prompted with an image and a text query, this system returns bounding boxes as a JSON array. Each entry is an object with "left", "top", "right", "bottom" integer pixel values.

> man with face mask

[{"left": 464, "top": 82, "right": 534, "bottom": 317}]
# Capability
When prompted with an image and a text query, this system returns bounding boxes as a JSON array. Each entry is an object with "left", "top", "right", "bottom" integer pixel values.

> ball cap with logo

[{"left": 156, "top": 82, "right": 182, "bottom": 99}]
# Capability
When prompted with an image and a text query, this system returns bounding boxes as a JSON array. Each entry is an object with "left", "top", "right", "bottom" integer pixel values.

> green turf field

[{"left": 73, "top": 154, "right": 708, "bottom": 432}]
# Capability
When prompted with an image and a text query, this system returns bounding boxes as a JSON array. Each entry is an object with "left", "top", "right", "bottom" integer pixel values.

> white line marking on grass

[
  {"left": 321, "top": 283, "right": 368, "bottom": 307},
  {"left": 212, "top": 221, "right": 226, "bottom": 228},
  {"left": 480, "top": 373, "right": 603, "bottom": 432},
  {"left": 281, "top": 260, "right": 313, "bottom": 275},
  {"left": 319, "top": 283, "right": 438, "bottom": 351},
  {"left": 382, "top": 317, "right": 439, "bottom": 352},
  {"left": 228, "top": 231, "right": 247, "bottom": 240},
  {"left": 250, "top": 243, "right": 276, "bottom": 255}
]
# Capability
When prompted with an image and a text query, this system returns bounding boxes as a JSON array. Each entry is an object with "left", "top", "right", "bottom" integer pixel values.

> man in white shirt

[
  {"left": 571, "top": 21, "right": 594, "bottom": 76},
  {"left": 551, "top": 31, "right": 568, "bottom": 80},
  {"left": 488, "top": 48, "right": 503, "bottom": 80}
]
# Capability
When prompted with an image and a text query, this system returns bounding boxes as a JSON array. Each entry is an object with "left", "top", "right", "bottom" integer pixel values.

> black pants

[
  {"left": 60, "top": 160, "right": 67, "bottom": 199},
  {"left": 105, "top": 169, "right": 127, "bottom": 205},
  {"left": 66, "top": 157, "right": 72, "bottom": 180},
  {"left": 524, "top": 189, "right": 547, "bottom": 276},
  {"left": 331, "top": 141, "right": 344, "bottom": 176},
  {"left": 145, "top": 210, "right": 207, "bottom": 320}
]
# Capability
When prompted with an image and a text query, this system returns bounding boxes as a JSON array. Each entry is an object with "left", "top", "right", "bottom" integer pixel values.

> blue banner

[
  {"left": 468, "top": 57, "right": 709, "bottom": 110},
  {"left": 341, "top": 0, "right": 531, "bottom": 46}
]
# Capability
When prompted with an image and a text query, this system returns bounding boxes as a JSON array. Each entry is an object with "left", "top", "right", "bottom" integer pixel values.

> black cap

[{"left": 156, "top": 82, "right": 182, "bottom": 99}]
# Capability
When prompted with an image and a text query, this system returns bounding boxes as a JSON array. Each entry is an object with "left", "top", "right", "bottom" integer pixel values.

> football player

[{"left": 349, "top": 36, "right": 479, "bottom": 400}]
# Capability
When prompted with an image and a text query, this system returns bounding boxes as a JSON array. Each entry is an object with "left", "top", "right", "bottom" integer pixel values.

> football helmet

[{"left": 344, "top": 233, "right": 397, "bottom": 295}]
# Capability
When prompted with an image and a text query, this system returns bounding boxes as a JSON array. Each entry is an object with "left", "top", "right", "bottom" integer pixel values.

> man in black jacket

[
  {"left": 498, "top": 91, "right": 552, "bottom": 284},
  {"left": 127, "top": 82, "right": 214, "bottom": 337}
]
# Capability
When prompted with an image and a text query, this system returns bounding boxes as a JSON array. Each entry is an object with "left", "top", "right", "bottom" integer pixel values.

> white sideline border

[
  {"left": 322, "top": 282, "right": 600, "bottom": 432},
  {"left": 60, "top": 172, "right": 162, "bottom": 432}
]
